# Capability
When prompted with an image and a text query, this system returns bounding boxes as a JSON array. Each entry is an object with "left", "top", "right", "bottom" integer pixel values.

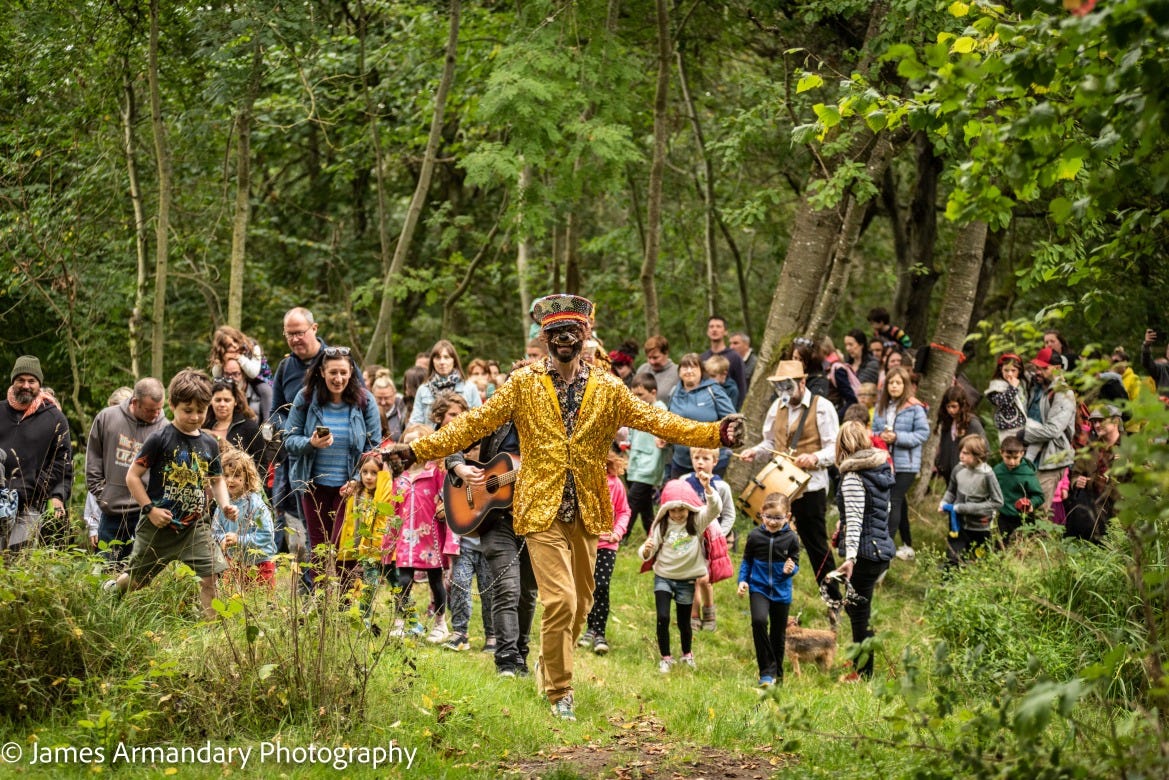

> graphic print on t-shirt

[
  {"left": 135, "top": 425, "right": 221, "bottom": 531},
  {"left": 158, "top": 450, "right": 210, "bottom": 529}
]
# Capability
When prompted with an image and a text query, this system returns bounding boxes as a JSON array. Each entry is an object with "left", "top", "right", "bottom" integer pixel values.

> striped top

[
  {"left": 839, "top": 473, "right": 867, "bottom": 561},
  {"left": 311, "top": 402, "right": 354, "bottom": 487}
]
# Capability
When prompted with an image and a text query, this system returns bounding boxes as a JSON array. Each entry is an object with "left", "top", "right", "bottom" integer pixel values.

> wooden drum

[{"left": 738, "top": 455, "right": 811, "bottom": 523}]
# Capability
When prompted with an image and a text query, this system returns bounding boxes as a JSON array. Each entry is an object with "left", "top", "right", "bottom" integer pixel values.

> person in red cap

[
  {"left": 384, "top": 293, "right": 744, "bottom": 722},
  {"left": 1021, "top": 347, "right": 1077, "bottom": 505}
]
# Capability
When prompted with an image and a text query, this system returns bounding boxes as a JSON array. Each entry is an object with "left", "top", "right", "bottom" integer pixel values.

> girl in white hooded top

[{"left": 639, "top": 474, "right": 720, "bottom": 674}]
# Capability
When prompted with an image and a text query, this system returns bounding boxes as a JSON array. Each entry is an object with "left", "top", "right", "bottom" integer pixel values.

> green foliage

[
  {"left": 0, "top": 548, "right": 167, "bottom": 720},
  {"left": 151, "top": 566, "right": 404, "bottom": 737}
]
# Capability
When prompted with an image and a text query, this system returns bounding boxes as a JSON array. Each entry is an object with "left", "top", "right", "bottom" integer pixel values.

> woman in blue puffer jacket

[
  {"left": 667, "top": 353, "right": 736, "bottom": 478},
  {"left": 871, "top": 365, "right": 930, "bottom": 561}
]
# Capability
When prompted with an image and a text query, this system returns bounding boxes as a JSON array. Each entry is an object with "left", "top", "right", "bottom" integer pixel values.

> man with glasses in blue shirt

[{"left": 270, "top": 307, "right": 328, "bottom": 581}]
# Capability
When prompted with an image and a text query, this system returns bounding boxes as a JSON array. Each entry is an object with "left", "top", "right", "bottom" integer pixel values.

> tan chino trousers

[{"left": 526, "top": 516, "right": 598, "bottom": 703}]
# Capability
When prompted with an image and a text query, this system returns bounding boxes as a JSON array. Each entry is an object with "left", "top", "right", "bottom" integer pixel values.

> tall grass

[{"left": 4, "top": 429, "right": 1168, "bottom": 779}]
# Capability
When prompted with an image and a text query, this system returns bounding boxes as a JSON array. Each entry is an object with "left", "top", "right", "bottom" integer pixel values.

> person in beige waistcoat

[{"left": 740, "top": 360, "right": 840, "bottom": 587}]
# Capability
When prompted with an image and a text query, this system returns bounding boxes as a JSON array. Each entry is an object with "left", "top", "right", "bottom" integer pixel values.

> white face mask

[{"left": 771, "top": 379, "right": 797, "bottom": 406}]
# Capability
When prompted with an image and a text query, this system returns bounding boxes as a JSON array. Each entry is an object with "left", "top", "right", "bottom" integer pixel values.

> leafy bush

[
  {"left": 0, "top": 548, "right": 167, "bottom": 720},
  {"left": 144, "top": 564, "right": 408, "bottom": 738}
]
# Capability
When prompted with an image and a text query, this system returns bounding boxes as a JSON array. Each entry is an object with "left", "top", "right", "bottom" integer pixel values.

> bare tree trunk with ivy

[
  {"left": 228, "top": 38, "right": 264, "bottom": 329},
  {"left": 639, "top": 0, "right": 670, "bottom": 338},
  {"left": 121, "top": 58, "right": 148, "bottom": 379},
  {"left": 366, "top": 0, "right": 460, "bottom": 368},
  {"left": 913, "top": 220, "right": 987, "bottom": 503},
  {"left": 148, "top": 0, "right": 172, "bottom": 378}
]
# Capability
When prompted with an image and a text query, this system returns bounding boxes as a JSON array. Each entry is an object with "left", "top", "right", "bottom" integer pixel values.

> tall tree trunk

[
  {"left": 808, "top": 135, "right": 895, "bottom": 338},
  {"left": 366, "top": 0, "right": 460, "bottom": 368},
  {"left": 228, "top": 38, "right": 264, "bottom": 329},
  {"left": 639, "top": 0, "right": 670, "bottom": 337},
  {"left": 148, "top": 0, "right": 172, "bottom": 378},
  {"left": 726, "top": 194, "right": 847, "bottom": 496},
  {"left": 121, "top": 58, "right": 148, "bottom": 380},
  {"left": 914, "top": 220, "right": 988, "bottom": 502},
  {"left": 893, "top": 134, "right": 943, "bottom": 346},
  {"left": 516, "top": 165, "right": 535, "bottom": 341},
  {"left": 968, "top": 226, "right": 1002, "bottom": 330},
  {"left": 358, "top": 0, "right": 395, "bottom": 331},
  {"left": 727, "top": 1, "right": 893, "bottom": 494},
  {"left": 564, "top": 205, "right": 581, "bottom": 295},
  {"left": 551, "top": 223, "right": 562, "bottom": 291},
  {"left": 676, "top": 47, "right": 718, "bottom": 317}
]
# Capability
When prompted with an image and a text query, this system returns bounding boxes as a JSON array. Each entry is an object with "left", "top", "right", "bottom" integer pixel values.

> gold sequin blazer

[{"left": 410, "top": 362, "right": 723, "bottom": 536}]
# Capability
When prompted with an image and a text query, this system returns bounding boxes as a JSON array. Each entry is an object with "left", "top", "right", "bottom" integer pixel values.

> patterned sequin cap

[{"left": 530, "top": 294, "right": 595, "bottom": 331}]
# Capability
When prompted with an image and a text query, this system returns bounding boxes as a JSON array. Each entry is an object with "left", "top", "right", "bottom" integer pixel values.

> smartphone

[{"left": 314, "top": 425, "right": 330, "bottom": 438}]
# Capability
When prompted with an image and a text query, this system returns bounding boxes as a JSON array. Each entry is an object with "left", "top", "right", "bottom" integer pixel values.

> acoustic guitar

[{"left": 442, "top": 452, "right": 521, "bottom": 536}]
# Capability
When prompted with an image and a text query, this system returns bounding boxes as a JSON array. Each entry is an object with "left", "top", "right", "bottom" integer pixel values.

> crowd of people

[{"left": 1, "top": 300, "right": 1163, "bottom": 721}]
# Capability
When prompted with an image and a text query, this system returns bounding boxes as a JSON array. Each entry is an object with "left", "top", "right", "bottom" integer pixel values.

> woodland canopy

[{"left": 2, "top": 0, "right": 1167, "bottom": 438}]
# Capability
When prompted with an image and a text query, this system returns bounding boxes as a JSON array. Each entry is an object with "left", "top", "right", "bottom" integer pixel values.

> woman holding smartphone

[{"left": 284, "top": 345, "right": 381, "bottom": 587}]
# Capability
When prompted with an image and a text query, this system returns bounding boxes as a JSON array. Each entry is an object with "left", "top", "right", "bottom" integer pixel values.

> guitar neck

[{"left": 496, "top": 470, "right": 519, "bottom": 487}]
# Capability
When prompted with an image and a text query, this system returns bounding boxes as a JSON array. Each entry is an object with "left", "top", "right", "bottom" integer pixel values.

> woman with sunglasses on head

[
  {"left": 203, "top": 377, "right": 265, "bottom": 466},
  {"left": 283, "top": 346, "right": 381, "bottom": 587},
  {"left": 409, "top": 339, "right": 483, "bottom": 426}
]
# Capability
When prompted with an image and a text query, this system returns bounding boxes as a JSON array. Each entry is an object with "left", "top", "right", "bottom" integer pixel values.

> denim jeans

[
  {"left": 480, "top": 514, "right": 538, "bottom": 672},
  {"left": 448, "top": 542, "right": 495, "bottom": 638},
  {"left": 98, "top": 510, "right": 140, "bottom": 565}
]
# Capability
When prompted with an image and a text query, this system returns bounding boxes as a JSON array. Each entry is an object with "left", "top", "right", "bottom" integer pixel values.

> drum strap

[{"left": 786, "top": 398, "right": 814, "bottom": 454}]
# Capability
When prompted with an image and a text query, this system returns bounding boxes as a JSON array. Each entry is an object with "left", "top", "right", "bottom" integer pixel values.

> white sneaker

[
  {"left": 659, "top": 656, "right": 674, "bottom": 674},
  {"left": 895, "top": 545, "right": 916, "bottom": 561},
  {"left": 426, "top": 625, "right": 449, "bottom": 643}
]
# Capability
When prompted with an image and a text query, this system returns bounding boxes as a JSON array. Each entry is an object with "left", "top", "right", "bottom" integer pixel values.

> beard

[
  {"left": 12, "top": 387, "right": 36, "bottom": 405},
  {"left": 552, "top": 340, "right": 583, "bottom": 364}
]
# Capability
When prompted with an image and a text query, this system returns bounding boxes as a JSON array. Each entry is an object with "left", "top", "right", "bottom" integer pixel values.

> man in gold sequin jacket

[{"left": 389, "top": 294, "right": 744, "bottom": 722}]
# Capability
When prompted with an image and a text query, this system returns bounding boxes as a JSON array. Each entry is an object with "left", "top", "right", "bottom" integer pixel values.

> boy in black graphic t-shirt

[{"left": 104, "top": 369, "right": 238, "bottom": 619}]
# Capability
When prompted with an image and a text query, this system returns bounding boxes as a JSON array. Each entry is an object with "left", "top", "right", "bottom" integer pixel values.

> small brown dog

[{"left": 785, "top": 615, "right": 837, "bottom": 676}]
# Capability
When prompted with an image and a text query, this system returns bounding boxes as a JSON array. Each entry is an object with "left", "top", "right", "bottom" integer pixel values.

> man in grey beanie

[{"left": 0, "top": 355, "right": 73, "bottom": 550}]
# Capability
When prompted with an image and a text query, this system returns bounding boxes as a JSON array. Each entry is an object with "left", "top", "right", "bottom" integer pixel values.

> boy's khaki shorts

[{"left": 125, "top": 519, "right": 227, "bottom": 584}]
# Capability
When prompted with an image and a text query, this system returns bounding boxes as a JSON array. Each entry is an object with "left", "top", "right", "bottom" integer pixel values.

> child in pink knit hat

[{"left": 638, "top": 474, "right": 720, "bottom": 674}]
